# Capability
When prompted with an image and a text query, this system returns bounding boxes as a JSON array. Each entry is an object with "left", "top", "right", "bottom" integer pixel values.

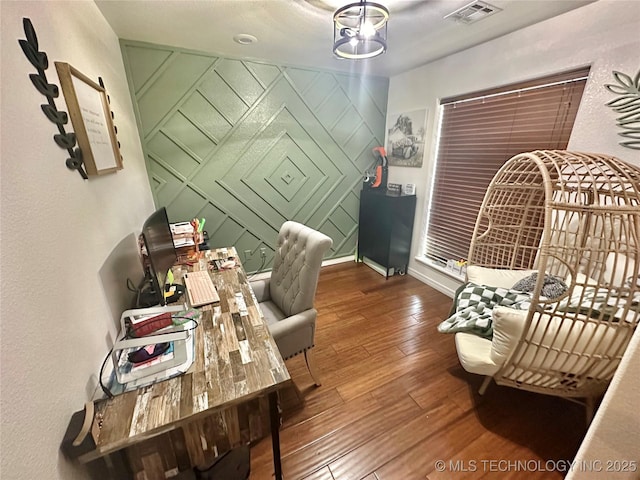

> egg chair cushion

[{"left": 467, "top": 265, "right": 537, "bottom": 289}]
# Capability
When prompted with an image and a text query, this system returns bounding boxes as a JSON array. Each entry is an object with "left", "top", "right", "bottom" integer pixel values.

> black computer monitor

[{"left": 140, "top": 207, "right": 178, "bottom": 306}]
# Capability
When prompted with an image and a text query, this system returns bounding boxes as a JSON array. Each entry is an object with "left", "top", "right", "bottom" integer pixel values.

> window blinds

[{"left": 425, "top": 67, "right": 590, "bottom": 267}]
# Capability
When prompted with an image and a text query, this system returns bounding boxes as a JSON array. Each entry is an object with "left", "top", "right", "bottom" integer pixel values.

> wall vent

[{"left": 444, "top": 1, "right": 502, "bottom": 24}]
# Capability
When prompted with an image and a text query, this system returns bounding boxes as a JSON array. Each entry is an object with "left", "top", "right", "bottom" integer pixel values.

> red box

[{"left": 127, "top": 312, "right": 172, "bottom": 337}]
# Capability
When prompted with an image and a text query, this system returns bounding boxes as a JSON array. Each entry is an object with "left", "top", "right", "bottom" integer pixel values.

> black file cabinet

[{"left": 357, "top": 189, "right": 416, "bottom": 278}]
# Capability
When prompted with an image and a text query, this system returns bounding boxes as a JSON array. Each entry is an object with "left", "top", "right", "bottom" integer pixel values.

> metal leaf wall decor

[
  {"left": 604, "top": 69, "right": 640, "bottom": 150},
  {"left": 18, "top": 17, "right": 87, "bottom": 179}
]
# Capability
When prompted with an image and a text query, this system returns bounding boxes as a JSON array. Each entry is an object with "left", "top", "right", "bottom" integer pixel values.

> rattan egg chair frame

[{"left": 466, "top": 150, "right": 640, "bottom": 415}]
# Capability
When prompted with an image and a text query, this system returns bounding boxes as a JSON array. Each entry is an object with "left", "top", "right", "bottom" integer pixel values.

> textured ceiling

[{"left": 96, "top": 0, "right": 595, "bottom": 77}]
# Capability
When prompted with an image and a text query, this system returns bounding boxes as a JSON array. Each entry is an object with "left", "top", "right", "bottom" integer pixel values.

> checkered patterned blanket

[{"left": 438, "top": 283, "right": 532, "bottom": 339}]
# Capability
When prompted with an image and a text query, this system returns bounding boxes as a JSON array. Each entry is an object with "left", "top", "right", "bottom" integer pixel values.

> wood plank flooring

[{"left": 249, "top": 262, "right": 588, "bottom": 480}]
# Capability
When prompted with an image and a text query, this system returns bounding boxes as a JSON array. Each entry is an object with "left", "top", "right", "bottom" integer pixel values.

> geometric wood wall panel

[{"left": 121, "top": 41, "right": 388, "bottom": 272}]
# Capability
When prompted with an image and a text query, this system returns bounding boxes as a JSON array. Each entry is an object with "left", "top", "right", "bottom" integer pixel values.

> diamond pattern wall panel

[{"left": 121, "top": 41, "right": 388, "bottom": 272}]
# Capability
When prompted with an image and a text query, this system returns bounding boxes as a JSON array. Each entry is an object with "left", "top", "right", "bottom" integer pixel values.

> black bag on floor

[{"left": 194, "top": 445, "right": 250, "bottom": 480}]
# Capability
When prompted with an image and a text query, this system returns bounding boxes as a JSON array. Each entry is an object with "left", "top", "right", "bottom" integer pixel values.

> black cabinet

[{"left": 357, "top": 189, "right": 416, "bottom": 278}]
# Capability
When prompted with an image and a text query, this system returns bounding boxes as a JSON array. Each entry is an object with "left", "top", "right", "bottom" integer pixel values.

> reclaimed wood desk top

[{"left": 90, "top": 247, "right": 291, "bottom": 458}]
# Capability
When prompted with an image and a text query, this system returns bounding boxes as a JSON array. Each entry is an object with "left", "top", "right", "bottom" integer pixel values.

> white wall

[
  {"left": 386, "top": 0, "right": 640, "bottom": 472},
  {"left": 387, "top": 0, "right": 640, "bottom": 296},
  {"left": 0, "top": 2, "right": 155, "bottom": 479},
  {"left": 567, "top": 324, "right": 640, "bottom": 479}
]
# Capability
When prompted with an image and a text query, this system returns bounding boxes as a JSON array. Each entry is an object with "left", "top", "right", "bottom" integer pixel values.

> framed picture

[
  {"left": 386, "top": 108, "right": 428, "bottom": 167},
  {"left": 55, "top": 62, "right": 122, "bottom": 176}
]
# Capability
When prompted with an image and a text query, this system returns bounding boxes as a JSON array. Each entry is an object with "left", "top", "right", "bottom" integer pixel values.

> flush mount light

[
  {"left": 233, "top": 34, "right": 258, "bottom": 45},
  {"left": 333, "top": 1, "right": 389, "bottom": 60}
]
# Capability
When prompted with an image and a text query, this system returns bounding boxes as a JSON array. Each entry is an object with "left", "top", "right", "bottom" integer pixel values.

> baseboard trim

[
  {"left": 249, "top": 255, "right": 355, "bottom": 282},
  {"left": 407, "top": 266, "right": 457, "bottom": 298},
  {"left": 323, "top": 255, "right": 356, "bottom": 266},
  {"left": 361, "top": 257, "right": 388, "bottom": 277}
]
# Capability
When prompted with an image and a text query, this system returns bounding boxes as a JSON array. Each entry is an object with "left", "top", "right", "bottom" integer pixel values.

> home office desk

[{"left": 78, "top": 247, "right": 291, "bottom": 479}]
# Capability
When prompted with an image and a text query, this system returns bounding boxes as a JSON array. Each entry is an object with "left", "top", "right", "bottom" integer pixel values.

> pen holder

[{"left": 193, "top": 231, "right": 204, "bottom": 251}]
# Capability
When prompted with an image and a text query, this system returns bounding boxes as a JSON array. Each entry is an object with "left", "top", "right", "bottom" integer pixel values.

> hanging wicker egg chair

[{"left": 457, "top": 150, "right": 640, "bottom": 416}]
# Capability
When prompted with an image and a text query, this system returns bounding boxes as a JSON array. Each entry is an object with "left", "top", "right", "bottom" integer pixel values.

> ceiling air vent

[{"left": 444, "top": 1, "right": 502, "bottom": 24}]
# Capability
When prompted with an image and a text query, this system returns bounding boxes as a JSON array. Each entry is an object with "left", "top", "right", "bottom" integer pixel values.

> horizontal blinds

[{"left": 425, "top": 67, "right": 590, "bottom": 266}]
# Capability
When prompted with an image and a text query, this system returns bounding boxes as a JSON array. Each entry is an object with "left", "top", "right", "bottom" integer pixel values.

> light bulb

[{"left": 361, "top": 21, "right": 376, "bottom": 38}]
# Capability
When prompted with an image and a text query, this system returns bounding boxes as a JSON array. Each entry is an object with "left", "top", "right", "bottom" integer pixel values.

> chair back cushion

[
  {"left": 467, "top": 265, "right": 537, "bottom": 289},
  {"left": 270, "top": 221, "right": 333, "bottom": 316}
]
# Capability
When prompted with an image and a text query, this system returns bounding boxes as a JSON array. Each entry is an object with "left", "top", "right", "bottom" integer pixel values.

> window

[{"left": 424, "top": 67, "right": 590, "bottom": 270}]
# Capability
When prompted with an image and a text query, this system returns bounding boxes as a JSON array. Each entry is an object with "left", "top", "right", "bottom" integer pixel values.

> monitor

[{"left": 140, "top": 207, "right": 177, "bottom": 306}]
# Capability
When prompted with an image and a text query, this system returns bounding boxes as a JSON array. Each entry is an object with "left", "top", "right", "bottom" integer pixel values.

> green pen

[{"left": 198, "top": 218, "right": 205, "bottom": 232}]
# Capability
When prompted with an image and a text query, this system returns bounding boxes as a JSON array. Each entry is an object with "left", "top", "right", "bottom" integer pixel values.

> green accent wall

[{"left": 121, "top": 41, "right": 388, "bottom": 272}]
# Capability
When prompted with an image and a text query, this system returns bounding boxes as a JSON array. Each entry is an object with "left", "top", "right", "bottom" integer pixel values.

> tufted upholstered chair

[{"left": 250, "top": 221, "right": 333, "bottom": 386}]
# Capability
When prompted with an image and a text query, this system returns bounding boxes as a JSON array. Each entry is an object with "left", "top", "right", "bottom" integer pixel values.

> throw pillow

[{"left": 512, "top": 272, "right": 568, "bottom": 299}]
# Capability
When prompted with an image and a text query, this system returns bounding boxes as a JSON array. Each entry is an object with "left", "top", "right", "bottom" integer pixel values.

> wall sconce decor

[
  {"left": 604, "top": 69, "right": 640, "bottom": 150},
  {"left": 19, "top": 18, "right": 87, "bottom": 179},
  {"left": 333, "top": 1, "right": 389, "bottom": 60}
]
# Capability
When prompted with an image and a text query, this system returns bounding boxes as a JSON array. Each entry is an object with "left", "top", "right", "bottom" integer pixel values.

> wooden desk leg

[{"left": 269, "top": 391, "right": 283, "bottom": 480}]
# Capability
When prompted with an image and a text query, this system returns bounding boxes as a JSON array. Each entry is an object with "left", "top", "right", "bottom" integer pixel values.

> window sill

[{"left": 414, "top": 255, "right": 466, "bottom": 282}]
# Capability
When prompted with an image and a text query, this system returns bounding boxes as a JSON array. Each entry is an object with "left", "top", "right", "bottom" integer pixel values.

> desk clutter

[
  {"left": 171, "top": 218, "right": 208, "bottom": 263},
  {"left": 63, "top": 246, "right": 291, "bottom": 480},
  {"left": 110, "top": 304, "right": 199, "bottom": 390}
]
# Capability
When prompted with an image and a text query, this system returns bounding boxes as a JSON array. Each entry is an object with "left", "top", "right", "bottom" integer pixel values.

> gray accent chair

[{"left": 250, "top": 221, "right": 333, "bottom": 386}]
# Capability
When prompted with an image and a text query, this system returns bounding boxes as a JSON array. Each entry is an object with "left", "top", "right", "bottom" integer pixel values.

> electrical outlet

[
  {"left": 260, "top": 248, "right": 267, "bottom": 258},
  {"left": 243, "top": 249, "right": 252, "bottom": 261}
]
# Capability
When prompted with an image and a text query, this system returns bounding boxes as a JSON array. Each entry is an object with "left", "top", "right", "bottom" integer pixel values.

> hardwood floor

[{"left": 249, "top": 262, "right": 587, "bottom": 480}]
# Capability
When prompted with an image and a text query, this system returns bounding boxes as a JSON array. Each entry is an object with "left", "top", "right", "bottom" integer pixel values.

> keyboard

[{"left": 183, "top": 270, "right": 220, "bottom": 307}]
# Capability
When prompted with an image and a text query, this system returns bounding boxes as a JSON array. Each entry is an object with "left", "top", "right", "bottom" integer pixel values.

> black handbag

[{"left": 194, "top": 445, "right": 250, "bottom": 480}]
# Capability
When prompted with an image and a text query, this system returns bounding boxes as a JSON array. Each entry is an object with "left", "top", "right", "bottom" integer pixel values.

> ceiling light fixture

[{"left": 333, "top": 1, "right": 389, "bottom": 60}]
